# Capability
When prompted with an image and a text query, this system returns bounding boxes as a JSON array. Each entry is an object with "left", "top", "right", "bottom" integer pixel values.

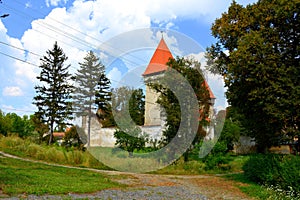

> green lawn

[{"left": 0, "top": 156, "right": 123, "bottom": 196}]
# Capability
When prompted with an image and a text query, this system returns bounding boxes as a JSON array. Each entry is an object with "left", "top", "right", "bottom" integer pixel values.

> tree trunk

[
  {"left": 183, "top": 151, "right": 189, "bottom": 162},
  {"left": 49, "top": 121, "right": 54, "bottom": 145},
  {"left": 87, "top": 103, "right": 92, "bottom": 147}
]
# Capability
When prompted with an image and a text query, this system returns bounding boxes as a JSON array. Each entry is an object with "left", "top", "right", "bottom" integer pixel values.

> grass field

[
  {"left": 0, "top": 136, "right": 250, "bottom": 175},
  {"left": 0, "top": 155, "right": 123, "bottom": 196}
]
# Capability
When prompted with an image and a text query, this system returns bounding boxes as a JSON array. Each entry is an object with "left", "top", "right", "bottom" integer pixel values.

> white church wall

[{"left": 84, "top": 115, "right": 164, "bottom": 147}]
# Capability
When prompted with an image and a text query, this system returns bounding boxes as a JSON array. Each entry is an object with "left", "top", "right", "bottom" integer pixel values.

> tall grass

[
  {"left": 0, "top": 136, "right": 249, "bottom": 174},
  {"left": 0, "top": 135, "right": 110, "bottom": 170}
]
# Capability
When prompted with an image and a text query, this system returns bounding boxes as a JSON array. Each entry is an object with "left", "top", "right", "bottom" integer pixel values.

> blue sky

[{"left": 0, "top": 0, "right": 257, "bottom": 116}]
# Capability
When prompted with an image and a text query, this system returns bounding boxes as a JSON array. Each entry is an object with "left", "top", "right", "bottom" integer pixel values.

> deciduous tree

[
  {"left": 112, "top": 86, "right": 146, "bottom": 156},
  {"left": 207, "top": 0, "right": 300, "bottom": 152},
  {"left": 149, "top": 57, "right": 211, "bottom": 161}
]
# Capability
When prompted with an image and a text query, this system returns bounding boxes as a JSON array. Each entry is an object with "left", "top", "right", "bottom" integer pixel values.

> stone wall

[
  {"left": 233, "top": 136, "right": 256, "bottom": 154},
  {"left": 82, "top": 115, "right": 164, "bottom": 147}
]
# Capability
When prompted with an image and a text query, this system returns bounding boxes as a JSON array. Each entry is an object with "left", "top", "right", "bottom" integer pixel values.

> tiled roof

[
  {"left": 142, "top": 38, "right": 173, "bottom": 76},
  {"left": 143, "top": 37, "right": 215, "bottom": 100},
  {"left": 203, "top": 80, "right": 216, "bottom": 99},
  {"left": 53, "top": 132, "right": 65, "bottom": 138}
]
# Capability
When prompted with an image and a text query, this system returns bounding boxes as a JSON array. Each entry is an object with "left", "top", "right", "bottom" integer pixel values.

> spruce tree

[
  {"left": 33, "top": 42, "right": 73, "bottom": 145},
  {"left": 95, "top": 72, "right": 112, "bottom": 120},
  {"left": 74, "top": 51, "right": 111, "bottom": 147}
]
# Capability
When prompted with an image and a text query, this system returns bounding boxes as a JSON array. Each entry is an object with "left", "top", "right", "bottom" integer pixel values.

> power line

[
  {"left": 0, "top": 41, "right": 41, "bottom": 57},
  {"left": 0, "top": 48, "right": 215, "bottom": 109},
  {"left": 2, "top": 3, "right": 97, "bottom": 50},
  {"left": 13, "top": 0, "right": 152, "bottom": 65},
  {"left": 0, "top": 39, "right": 149, "bottom": 89},
  {"left": 1, "top": 2, "right": 174, "bottom": 89},
  {"left": 2, "top": 1, "right": 150, "bottom": 68},
  {"left": 0, "top": 50, "right": 39, "bottom": 66},
  {"left": 0, "top": 3, "right": 216, "bottom": 109}
]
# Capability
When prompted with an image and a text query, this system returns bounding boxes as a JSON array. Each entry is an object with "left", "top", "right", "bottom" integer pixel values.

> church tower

[
  {"left": 142, "top": 37, "right": 173, "bottom": 126},
  {"left": 142, "top": 37, "right": 216, "bottom": 139}
]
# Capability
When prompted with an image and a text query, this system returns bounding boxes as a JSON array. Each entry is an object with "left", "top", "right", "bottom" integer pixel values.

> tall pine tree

[
  {"left": 74, "top": 51, "right": 111, "bottom": 147},
  {"left": 33, "top": 42, "right": 73, "bottom": 145},
  {"left": 95, "top": 71, "right": 112, "bottom": 120}
]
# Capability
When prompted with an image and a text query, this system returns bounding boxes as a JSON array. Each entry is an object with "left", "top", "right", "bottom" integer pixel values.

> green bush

[
  {"left": 44, "top": 148, "right": 66, "bottom": 163},
  {"left": 69, "top": 150, "right": 84, "bottom": 165},
  {"left": 27, "top": 143, "right": 44, "bottom": 157},
  {"left": 202, "top": 154, "right": 232, "bottom": 170},
  {"left": 243, "top": 154, "right": 300, "bottom": 193},
  {"left": 197, "top": 141, "right": 232, "bottom": 171},
  {"left": 1, "top": 135, "right": 24, "bottom": 148}
]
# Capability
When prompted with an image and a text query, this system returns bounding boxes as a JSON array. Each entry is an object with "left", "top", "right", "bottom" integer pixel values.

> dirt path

[
  {"left": 0, "top": 151, "right": 254, "bottom": 200},
  {"left": 106, "top": 173, "right": 253, "bottom": 200}
]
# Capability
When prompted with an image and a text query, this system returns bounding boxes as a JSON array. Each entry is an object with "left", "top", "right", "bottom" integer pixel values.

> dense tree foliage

[
  {"left": 112, "top": 86, "right": 146, "bottom": 156},
  {"left": 0, "top": 110, "right": 34, "bottom": 138},
  {"left": 111, "top": 86, "right": 145, "bottom": 126},
  {"left": 33, "top": 42, "right": 74, "bottom": 145},
  {"left": 207, "top": 0, "right": 300, "bottom": 152},
  {"left": 74, "top": 51, "right": 111, "bottom": 146},
  {"left": 30, "top": 114, "right": 49, "bottom": 142},
  {"left": 129, "top": 89, "right": 145, "bottom": 126},
  {"left": 95, "top": 73, "right": 111, "bottom": 120},
  {"left": 216, "top": 107, "right": 248, "bottom": 151},
  {"left": 62, "top": 126, "right": 84, "bottom": 150},
  {"left": 114, "top": 127, "right": 147, "bottom": 157},
  {"left": 149, "top": 57, "right": 211, "bottom": 161}
]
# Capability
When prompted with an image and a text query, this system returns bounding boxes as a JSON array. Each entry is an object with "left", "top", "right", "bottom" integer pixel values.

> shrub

[
  {"left": 27, "top": 143, "right": 44, "bottom": 157},
  {"left": 69, "top": 150, "right": 84, "bottom": 165},
  {"left": 243, "top": 154, "right": 300, "bottom": 193},
  {"left": 44, "top": 148, "right": 66, "bottom": 163},
  {"left": 202, "top": 154, "right": 232, "bottom": 170},
  {"left": 1, "top": 135, "right": 24, "bottom": 148},
  {"left": 197, "top": 141, "right": 232, "bottom": 171}
]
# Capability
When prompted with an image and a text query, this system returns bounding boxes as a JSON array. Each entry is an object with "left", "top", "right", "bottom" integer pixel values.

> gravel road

[{"left": 0, "top": 151, "right": 253, "bottom": 200}]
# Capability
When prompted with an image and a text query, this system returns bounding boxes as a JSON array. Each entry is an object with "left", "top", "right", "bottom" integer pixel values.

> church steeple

[
  {"left": 142, "top": 38, "right": 173, "bottom": 76},
  {"left": 143, "top": 37, "right": 173, "bottom": 126}
]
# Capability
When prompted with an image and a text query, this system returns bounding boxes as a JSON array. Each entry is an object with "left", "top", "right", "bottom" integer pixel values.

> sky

[{"left": 0, "top": 0, "right": 258, "bottom": 116}]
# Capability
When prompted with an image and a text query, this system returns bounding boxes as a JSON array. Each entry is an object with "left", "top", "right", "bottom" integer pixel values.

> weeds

[
  {"left": 0, "top": 135, "right": 109, "bottom": 169},
  {"left": 263, "top": 185, "right": 300, "bottom": 200}
]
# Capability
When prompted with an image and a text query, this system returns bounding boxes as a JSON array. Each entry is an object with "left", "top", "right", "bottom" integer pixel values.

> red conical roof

[
  {"left": 142, "top": 38, "right": 173, "bottom": 76},
  {"left": 143, "top": 38, "right": 215, "bottom": 100},
  {"left": 203, "top": 80, "right": 216, "bottom": 99}
]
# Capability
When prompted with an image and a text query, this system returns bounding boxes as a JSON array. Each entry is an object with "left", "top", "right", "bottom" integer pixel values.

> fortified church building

[
  {"left": 142, "top": 37, "right": 216, "bottom": 139},
  {"left": 83, "top": 37, "right": 216, "bottom": 147}
]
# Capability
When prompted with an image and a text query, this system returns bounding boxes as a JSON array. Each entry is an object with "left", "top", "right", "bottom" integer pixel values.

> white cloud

[
  {"left": 107, "top": 67, "right": 122, "bottom": 88},
  {"left": 0, "top": 104, "right": 36, "bottom": 116},
  {"left": 25, "top": 2, "right": 32, "bottom": 8},
  {"left": 3, "top": 86, "right": 24, "bottom": 96},
  {"left": 19, "top": 0, "right": 248, "bottom": 86},
  {"left": 0, "top": 21, "right": 33, "bottom": 90},
  {"left": 46, "top": 0, "right": 68, "bottom": 7},
  {"left": 1, "top": 0, "right": 258, "bottom": 112},
  {"left": 186, "top": 52, "right": 228, "bottom": 110}
]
